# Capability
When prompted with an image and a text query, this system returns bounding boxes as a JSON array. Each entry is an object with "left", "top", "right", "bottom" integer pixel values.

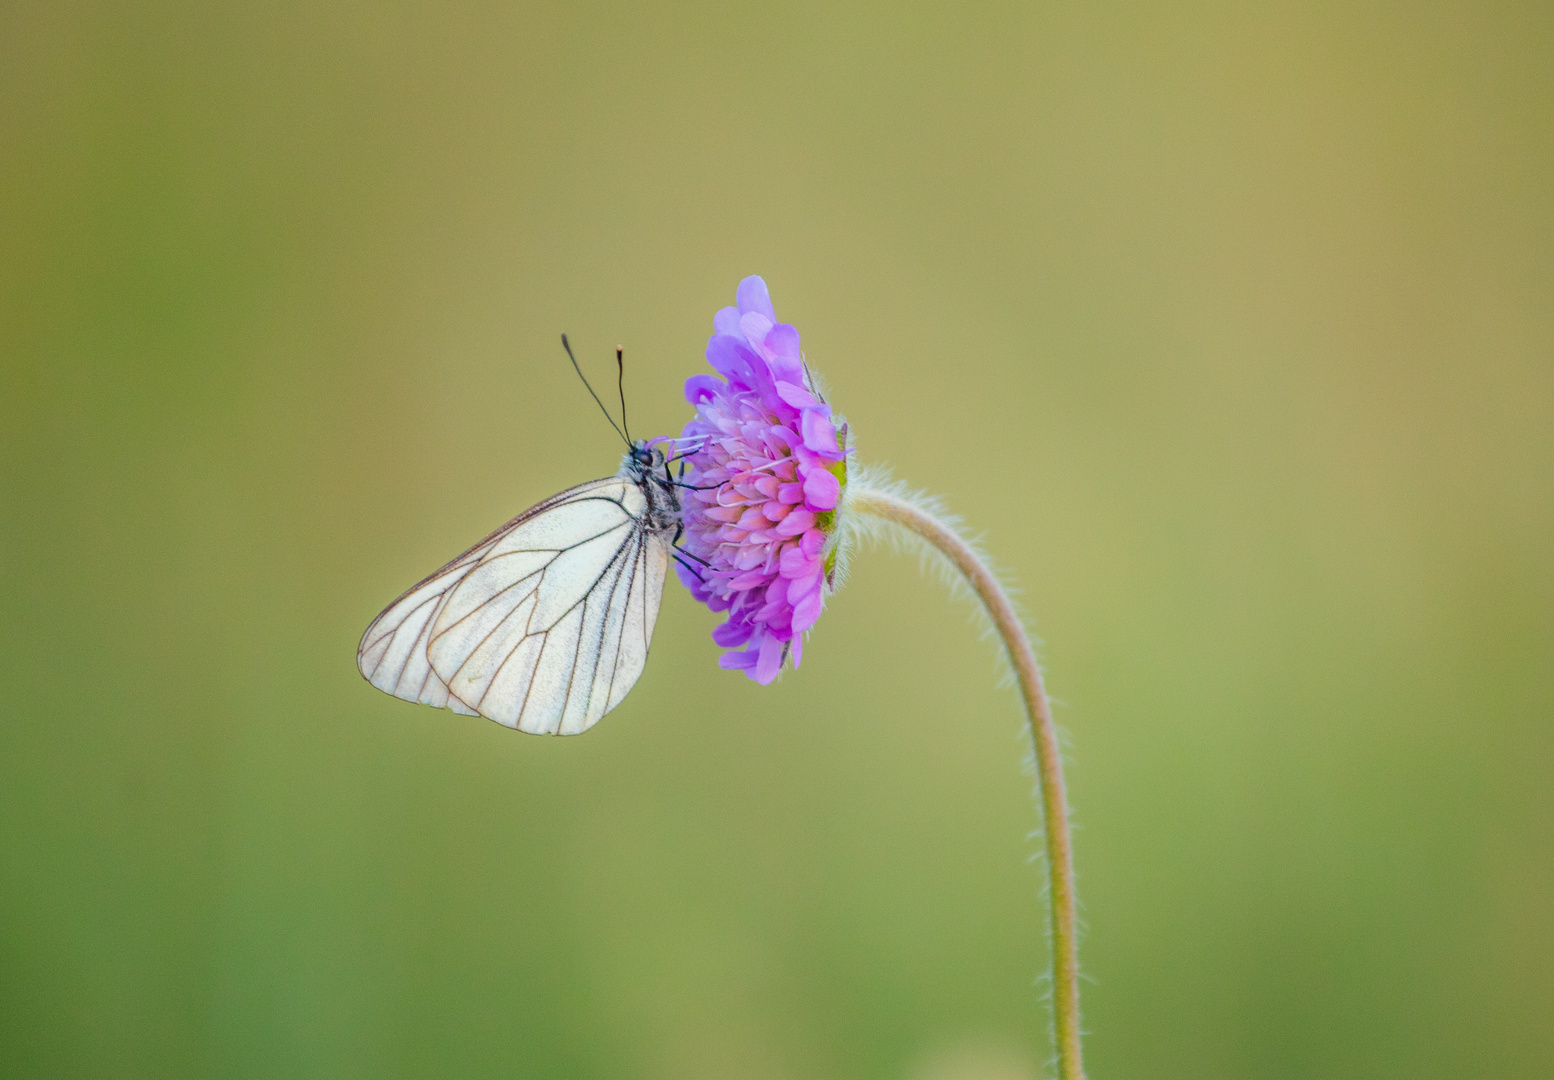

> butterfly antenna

[
  {"left": 616, "top": 345, "right": 631, "bottom": 444},
  {"left": 561, "top": 334, "right": 629, "bottom": 446}
]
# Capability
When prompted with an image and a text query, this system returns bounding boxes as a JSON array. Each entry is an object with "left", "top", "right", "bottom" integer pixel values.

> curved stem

[{"left": 847, "top": 484, "right": 1084, "bottom": 1080}]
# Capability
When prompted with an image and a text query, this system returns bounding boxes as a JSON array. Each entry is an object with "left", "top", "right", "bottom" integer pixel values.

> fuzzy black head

[{"left": 627, "top": 439, "right": 664, "bottom": 472}]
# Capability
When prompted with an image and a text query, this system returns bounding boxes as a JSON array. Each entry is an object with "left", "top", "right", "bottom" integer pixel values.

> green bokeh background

[{"left": 3, "top": 3, "right": 1550, "bottom": 1078}]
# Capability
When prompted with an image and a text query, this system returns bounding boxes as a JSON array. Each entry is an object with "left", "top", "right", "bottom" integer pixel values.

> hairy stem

[{"left": 847, "top": 483, "right": 1084, "bottom": 1080}]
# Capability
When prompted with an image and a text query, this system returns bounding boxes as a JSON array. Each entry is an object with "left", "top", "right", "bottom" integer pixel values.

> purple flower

[{"left": 673, "top": 276, "right": 848, "bottom": 684}]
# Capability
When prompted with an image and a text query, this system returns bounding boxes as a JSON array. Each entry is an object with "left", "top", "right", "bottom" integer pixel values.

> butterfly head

[
  {"left": 620, "top": 440, "right": 672, "bottom": 490},
  {"left": 626, "top": 440, "right": 665, "bottom": 472}
]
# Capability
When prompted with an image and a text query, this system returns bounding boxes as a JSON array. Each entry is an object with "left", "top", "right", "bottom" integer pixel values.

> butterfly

[{"left": 356, "top": 337, "right": 698, "bottom": 735}]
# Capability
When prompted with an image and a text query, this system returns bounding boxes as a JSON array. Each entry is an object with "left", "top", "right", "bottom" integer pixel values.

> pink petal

[
  {"left": 755, "top": 597, "right": 788, "bottom": 624},
  {"left": 776, "top": 381, "right": 820, "bottom": 411},
  {"left": 754, "top": 634, "right": 785, "bottom": 684},
  {"left": 767, "top": 322, "right": 801, "bottom": 360},
  {"left": 728, "top": 571, "right": 768, "bottom": 591},
  {"left": 775, "top": 509, "right": 815, "bottom": 537},
  {"left": 685, "top": 374, "right": 723, "bottom": 406},
  {"left": 801, "top": 410, "right": 841, "bottom": 457},
  {"left": 791, "top": 587, "right": 824, "bottom": 633},
  {"left": 706, "top": 334, "right": 760, "bottom": 382},
  {"left": 719, "top": 649, "right": 758, "bottom": 671},
  {"left": 779, "top": 544, "right": 819, "bottom": 578},
  {"left": 767, "top": 335, "right": 803, "bottom": 385},
  {"left": 736, "top": 276, "right": 776, "bottom": 322},
  {"left": 740, "top": 312, "right": 775, "bottom": 352},
  {"left": 713, "top": 306, "right": 743, "bottom": 336},
  {"left": 713, "top": 620, "right": 754, "bottom": 647},
  {"left": 803, "top": 466, "right": 839, "bottom": 510}
]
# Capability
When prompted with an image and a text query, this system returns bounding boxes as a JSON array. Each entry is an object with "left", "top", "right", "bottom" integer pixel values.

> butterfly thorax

[{"left": 619, "top": 441, "right": 681, "bottom": 533}]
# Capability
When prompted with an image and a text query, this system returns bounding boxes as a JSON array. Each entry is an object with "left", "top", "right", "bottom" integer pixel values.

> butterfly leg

[
  {"left": 665, "top": 456, "right": 721, "bottom": 492},
  {"left": 672, "top": 538, "right": 710, "bottom": 567},
  {"left": 665, "top": 455, "right": 715, "bottom": 583},
  {"left": 667, "top": 521, "right": 711, "bottom": 580},
  {"left": 671, "top": 550, "right": 707, "bottom": 583}
]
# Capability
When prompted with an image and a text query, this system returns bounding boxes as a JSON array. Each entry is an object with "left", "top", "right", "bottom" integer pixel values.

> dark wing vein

[
  {"left": 603, "top": 524, "right": 646, "bottom": 711},
  {"left": 574, "top": 527, "right": 637, "bottom": 726}
]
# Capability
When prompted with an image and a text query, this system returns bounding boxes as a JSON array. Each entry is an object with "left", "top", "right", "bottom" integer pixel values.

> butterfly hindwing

[{"left": 356, "top": 529, "right": 505, "bottom": 718}]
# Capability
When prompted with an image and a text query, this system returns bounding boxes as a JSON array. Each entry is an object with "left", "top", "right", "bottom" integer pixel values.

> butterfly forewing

[{"left": 357, "top": 476, "right": 671, "bottom": 734}]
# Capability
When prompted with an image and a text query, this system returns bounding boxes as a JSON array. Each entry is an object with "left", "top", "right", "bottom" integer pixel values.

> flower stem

[{"left": 847, "top": 484, "right": 1084, "bottom": 1080}]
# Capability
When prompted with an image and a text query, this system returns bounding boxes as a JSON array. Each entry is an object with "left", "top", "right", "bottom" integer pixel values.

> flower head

[{"left": 673, "top": 276, "right": 848, "bottom": 683}]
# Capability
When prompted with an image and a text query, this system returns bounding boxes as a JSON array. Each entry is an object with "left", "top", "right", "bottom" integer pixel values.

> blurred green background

[{"left": 2, "top": 2, "right": 1550, "bottom": 1078}]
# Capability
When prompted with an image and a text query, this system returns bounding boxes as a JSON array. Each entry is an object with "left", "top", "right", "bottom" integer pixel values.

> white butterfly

[{"left": 357, "top": 339, "right": 689, "bottom": 734}]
